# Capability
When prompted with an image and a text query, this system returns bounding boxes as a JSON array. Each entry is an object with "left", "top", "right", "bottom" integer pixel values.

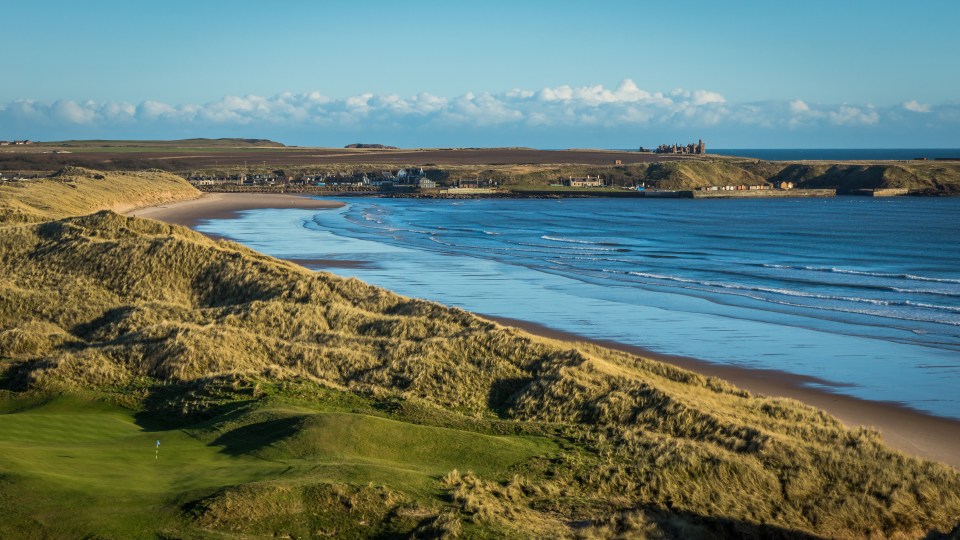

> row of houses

[
  {"left": 186, "top": 168, "right": 438, "bottom": 189},
  {"left": 0, "top": 140, "right": 33, "bottom": 146},
  {"left": 697, "top": 181, "right": 795, "bottom": 192},
  {"left": 561, "top": 175, "right": 605, "bottom": 188},
  {"left": 455, "top": 178, "right": 496, "bottom": 189},
  {"left": 186, "top": 168, "right": 508, "bottom": 192}
]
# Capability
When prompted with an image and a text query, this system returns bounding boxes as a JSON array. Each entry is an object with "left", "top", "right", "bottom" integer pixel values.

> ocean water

[
  {"left": 708, "top": 148, "right": 960, "bottom": 161},
  {"left": 197, "top": 197, "right": 960, "bottom": 419}
]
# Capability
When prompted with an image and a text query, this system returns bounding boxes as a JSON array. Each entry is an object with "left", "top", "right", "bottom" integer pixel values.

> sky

[{"left": 2, "top": 0, "right": 958, "bottom": 148}]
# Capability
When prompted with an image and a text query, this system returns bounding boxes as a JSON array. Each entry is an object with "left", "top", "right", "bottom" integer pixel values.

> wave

[
  {"left": 600, "top": 270, "right": 960, "bottom": 327},
  {"left": 513, "top": 240, "right": 618, "bottom": 252},
  {"left": 904, "top": 301, "right": 960, "bottom": 314},
  {"left": 541, "top": 235, "right": 601, "bottom": 245},
  {"left": 609, "top": 270, "right": 960, "bottom": 317},
  {"left": 427, "top": 236, "right": 458, "bottom": 247},
  {"left": 540, "top": 235, "right": 626, "bottom": 248},
  {"left": 343, "top": 214, "right": 434, "bottom": 236},
  {"left": 731, "top": 293, "right": 960, "bottom": 328},
  {"left": 891, "top": 287, "right": 960, "bottom": 298},
  {"left": 764, "top": 264, "right": 960, "bottom": 284}
]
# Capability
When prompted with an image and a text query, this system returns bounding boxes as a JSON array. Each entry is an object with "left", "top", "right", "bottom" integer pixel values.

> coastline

[
  {"left": 126, "top": 192, "right": 345, "bottom": 228},
  {"left": 485, "top": 316, "right": 960, "bottom": 469},
  {"left": 128, "top": 194, "right": 960, "bottom": 469}
]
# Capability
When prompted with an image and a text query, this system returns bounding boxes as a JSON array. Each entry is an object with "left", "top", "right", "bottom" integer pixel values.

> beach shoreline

[
  {"left": 484, "top": 315, "right": 960, "bottom": 469},
  {"left": 129, "top": 193, "right": 960, "bottom": 469},
  {"left": 126, "top": 192, "right": 345, "bottom": 228}
]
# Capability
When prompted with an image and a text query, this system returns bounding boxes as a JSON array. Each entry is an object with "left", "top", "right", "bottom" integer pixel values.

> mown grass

[
  {"left": 0, "top": 393, "right": 551, "bottom": 538},
  {"left": 0, "top": 395, "right": 287, "bottom": 537},
  {"left": 1, "top": 169, "right": 959, "bottom": 538}
]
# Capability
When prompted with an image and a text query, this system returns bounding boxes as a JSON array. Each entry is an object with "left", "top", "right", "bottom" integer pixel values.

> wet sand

[
  {"left": 284, "top": 258, "right": 376, "bottom": 269},
  {"left": 129, "top": 194, "right": 960, "bottom": 469}
]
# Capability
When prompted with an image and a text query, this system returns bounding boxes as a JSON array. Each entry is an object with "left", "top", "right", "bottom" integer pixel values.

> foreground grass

[
  {"left": 0, "top": 392, "right": 553, "bottom": 538},
  {"left": 1, "top": 169, "right": 959, "bottom": 538},
  {"left": 0, "top": 395, "right": 286, "bottom": 537}
]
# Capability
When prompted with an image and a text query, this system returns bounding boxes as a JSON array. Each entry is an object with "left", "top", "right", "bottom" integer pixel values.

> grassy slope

[
  {"left": 1, "top": 172, "right": 959, "bottom": 538},
  {"left": 763, "top": 162, "right": 960, "bottom": 193},
  {"left": 0, "top": 167, "right": 200, "bottom": 223},
  {"left": 0, "top": 394, "right": 550, "bottom": 538},
  {"left": 641, "top": 160, "right": 766, "bottom": 189},
  {"left": 606, "top": 159, "right": 960, "bottom": 193},
  {"left": 446, "top": 159, "right": 960, "bottom": 193}
]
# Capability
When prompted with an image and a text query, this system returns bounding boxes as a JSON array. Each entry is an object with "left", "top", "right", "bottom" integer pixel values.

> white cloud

[
  {"left": 692, "top": 90, "right": 726, "bottom": 106},
  {"left": 828, "top": 104, "right": 880, "bottom": 126},
  {"left": 903, "top": 100, "right": 931, "bottom": 113},
  {"left": 52, "top": 100, "right": 96, "bottom": 123},
  {"left": 2, "top": 82, "right": 957, "bottom": 144},
  {"left": 538, "top": 85, "right": 574, "bottom": 102},
  {"left": 789, "top": 99, "right": 810, "bottom": 114},
  {"left": 137, "top": 100, "right": 178, "bottom": 120}
]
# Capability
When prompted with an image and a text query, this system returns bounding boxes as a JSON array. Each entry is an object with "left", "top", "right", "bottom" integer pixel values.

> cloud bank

[{"left": 2, "top": 80, "right": 958, "bottom": 147}]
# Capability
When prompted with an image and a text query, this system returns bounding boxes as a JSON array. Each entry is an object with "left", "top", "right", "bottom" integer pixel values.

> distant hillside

[
  {"left": 641, "top": 160, "right": 767, "bottom": 189},
  {"left": 764, "top": 162, "right": 960, "bottom": 194},
  {"left": 493, "top": 159, "right": 960, "bottom": 194},
  {"left": 345, "top": 143, "right": 399, "bottom": 149},
  {"left": 44, "top": 138, "right": 286, "bottom": 148},
  {"left": 0, "top": 166, "right": 199, "bottom": 223},
  {"left": 1, "top": 169, "right": 958, "bottom": 538}
]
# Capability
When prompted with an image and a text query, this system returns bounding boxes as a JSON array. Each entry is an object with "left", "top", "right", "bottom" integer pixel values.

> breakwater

[{"left": 691, "top": 188, "right": 836, "bottom": 199}]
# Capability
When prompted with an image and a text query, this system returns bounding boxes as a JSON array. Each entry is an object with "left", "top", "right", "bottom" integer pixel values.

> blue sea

[
  {"left": 197, "top": 197, "right": 960, "bottom": 419},
  {"left": 709, "top": 148, "right": 960, "bottom": 161}
]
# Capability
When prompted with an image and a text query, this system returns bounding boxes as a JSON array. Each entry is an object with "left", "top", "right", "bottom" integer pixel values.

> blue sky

[{"left": 2, "top": 0, "right": 958, "bottom": 147}]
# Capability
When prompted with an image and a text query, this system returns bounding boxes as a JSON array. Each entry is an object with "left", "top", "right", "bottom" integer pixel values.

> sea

[
  {"left": 708, "top": 148, "right": 960, "bottom": 161},
  {"left": 197, "top": 197, "right": 960, "bottom": 420}
]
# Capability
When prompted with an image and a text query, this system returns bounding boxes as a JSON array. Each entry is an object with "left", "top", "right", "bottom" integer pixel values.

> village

[
  {"left": 0, "top": 165, "right": 812, "bottom": 197},
  {"left": 182, "top": 167, "right": 502, "bottom": 193},
  {"left": 0, "top": 137, "right": 841, "bottom": 197}
]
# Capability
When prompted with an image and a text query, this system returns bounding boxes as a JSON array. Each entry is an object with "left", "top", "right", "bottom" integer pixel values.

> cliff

[
  {"left": 766, "top": 162, "right": 960, "bottom": 193},
  {"left": 634, "top": 160, "right": 960, "bottom": 194}
]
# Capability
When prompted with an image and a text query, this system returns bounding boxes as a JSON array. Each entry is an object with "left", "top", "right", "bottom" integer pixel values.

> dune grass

[
  {"left": 1, "top": 169, "right": 960, "bottom": 538},
  {"left": 0, "top": 167, "right": 199, "bottom": 223}
]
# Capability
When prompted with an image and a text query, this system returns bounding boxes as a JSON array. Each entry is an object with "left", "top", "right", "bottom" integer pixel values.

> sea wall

[
  {"left": 854, "top": 188, "right": 910, "bottom": 197},
  {"left": 691, "top": 189, "right": 836, "bottom": 199}
]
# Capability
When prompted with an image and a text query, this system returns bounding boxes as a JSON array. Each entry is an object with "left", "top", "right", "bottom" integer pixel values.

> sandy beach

[
  {"left": 127, "top": 192, "right": 345, "bottom": 228},
  {"left": 486, "top": 316, "right": 960, "bottom": 469},
  {"left": 130, "top": 193, "right": 960, "bottom": 469}
]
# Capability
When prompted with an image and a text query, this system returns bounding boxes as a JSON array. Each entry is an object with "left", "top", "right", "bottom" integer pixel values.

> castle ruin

[{"left": 653, "top": 139, "right": 705, "bottom": 155}]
